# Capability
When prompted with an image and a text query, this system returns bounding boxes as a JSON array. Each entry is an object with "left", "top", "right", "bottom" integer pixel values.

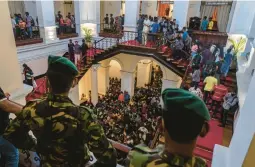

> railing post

[{"left": 94, "top": 40, "right": 97, "bottom": 59}]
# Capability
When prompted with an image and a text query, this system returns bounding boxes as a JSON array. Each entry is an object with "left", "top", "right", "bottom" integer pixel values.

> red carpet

[
  {"left": 121, "top": 40, "right": 155, "bottom": 48},
  {"left": 197, "top": 120, "right": 223, "bottom": 151}
]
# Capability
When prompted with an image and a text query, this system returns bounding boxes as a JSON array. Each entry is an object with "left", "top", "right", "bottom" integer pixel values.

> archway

[{"left": 109, "top": 59, "right": 122, "bottom": 79}]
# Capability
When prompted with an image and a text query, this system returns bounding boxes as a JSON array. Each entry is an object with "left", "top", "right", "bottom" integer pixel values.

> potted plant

[
  {"left": 82, "top": 27, "right": 93, "bottom": 48},
  {"left": 228, "top": 37, "right": 247, "bottom": 69}
]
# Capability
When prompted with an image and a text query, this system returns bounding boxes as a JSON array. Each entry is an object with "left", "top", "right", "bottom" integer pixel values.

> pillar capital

[{"left": 91, "top": 64, "right": 101, "bottom": 71}]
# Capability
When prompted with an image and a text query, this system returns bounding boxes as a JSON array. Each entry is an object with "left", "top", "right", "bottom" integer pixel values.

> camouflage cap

[
  {"left": 47, "top": 55, "right": 78, "bottom": 76},
  {"left": 162, "top": 88, "right": 210, "bottom": 121}
]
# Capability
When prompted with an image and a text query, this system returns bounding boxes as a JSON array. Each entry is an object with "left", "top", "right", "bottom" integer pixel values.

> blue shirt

[
  {"left": 151, "top": 23, "right": 159, "bottom": 33},
  {"left": 183, "top": 31, "right": 188, "bottom": 41},
  {"left": 201, "top": 20, "right": 208, "bottom": 31},
  {"left": 124, "top": 94, "right": 130, "bottom": 102}
]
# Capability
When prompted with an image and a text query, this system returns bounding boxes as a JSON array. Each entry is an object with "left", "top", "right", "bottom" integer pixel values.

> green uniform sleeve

[
  {"left": 3, "top": 105, "right": 36, "bottom": 151},
  {"left": 82, "top": 108, "right": 117, "bottom": 166}
]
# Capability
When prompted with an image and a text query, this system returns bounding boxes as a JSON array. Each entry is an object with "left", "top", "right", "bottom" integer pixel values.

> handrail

[
  {"left": 95, "top": 37, "right": 107, "bottom": 45},
  {"left": 7, "top": 101, "right": 132, "bottom": 154}
]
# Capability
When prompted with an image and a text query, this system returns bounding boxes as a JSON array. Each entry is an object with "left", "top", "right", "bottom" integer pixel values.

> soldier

[
  {"left": 126, "top": 88, "right": 210, "bottom": 167},
  {"left": 4, "top": 56, "right": 117, "bottom": 166}
]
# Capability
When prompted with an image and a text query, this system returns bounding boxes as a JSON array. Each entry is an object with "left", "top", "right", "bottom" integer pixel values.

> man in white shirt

[{"left": 142, "top": 15, "right": 150, "bottom": 45}]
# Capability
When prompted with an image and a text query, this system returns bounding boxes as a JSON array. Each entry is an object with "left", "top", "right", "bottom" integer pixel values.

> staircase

[{"left": 24, "top": 31, "right": 237, "bottom": 167}]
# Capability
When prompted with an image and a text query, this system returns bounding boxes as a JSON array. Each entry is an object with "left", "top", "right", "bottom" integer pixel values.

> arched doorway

[
  {"left": 108, "top": 59, "right": 122, "bottom": 95},
  {"left": 109, "top": 59, "right": 122, "bottom": 79},
  {"left": 135, "top": 59, "right": 163, "bottom": 89}
]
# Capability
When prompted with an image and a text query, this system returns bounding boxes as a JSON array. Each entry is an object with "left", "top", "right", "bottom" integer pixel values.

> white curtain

[
  {"left": 200, "top": 1, "right": 232, "bottom": 32},
  {"left": 8, "top": 1, "right": 25, "bottom": 18}
]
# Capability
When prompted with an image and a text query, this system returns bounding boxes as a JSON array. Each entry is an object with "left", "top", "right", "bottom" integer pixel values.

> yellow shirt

[
  {"left": 204, "top": 76, "right": 217, "bottom": 91},
  {"left": 208, "top": 21, "right": 214, "bottom": 30}
]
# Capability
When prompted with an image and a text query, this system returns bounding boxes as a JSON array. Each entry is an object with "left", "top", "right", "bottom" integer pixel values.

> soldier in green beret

[
  {"left": 126, "top": 88, "right": 210, "bottom": 167},
  {"left": 4, "top": 55, "right": 117, "bottom": 166}
]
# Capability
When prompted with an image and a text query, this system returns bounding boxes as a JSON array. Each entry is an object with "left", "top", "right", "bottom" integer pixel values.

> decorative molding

[{"left": 120, "top": 70, "right": 134, "bottom": 74}]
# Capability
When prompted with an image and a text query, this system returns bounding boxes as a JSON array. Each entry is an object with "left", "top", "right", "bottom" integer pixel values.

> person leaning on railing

[
  {"left": 3, "top": 56, "right": 117, "bottom": 167},
  {"left": 126, "top": 88, "right": 210, "bottom": 167}
]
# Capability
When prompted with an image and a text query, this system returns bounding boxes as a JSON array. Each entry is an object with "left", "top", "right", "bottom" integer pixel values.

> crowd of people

[
  {"left": 11, "top": 12, "right": 37, "bottom": 40},
  {"left": 1, "top": 10, "right": 240, "bottom": 167},
  {"left": 55, "top": 11, "right": 76, "bottom": 35},
  {"left": 103, "top": 13, "right": 125, "bottom": 33},
  {"left": 79, "top": 67, "right": 163, "bottom": 164}
]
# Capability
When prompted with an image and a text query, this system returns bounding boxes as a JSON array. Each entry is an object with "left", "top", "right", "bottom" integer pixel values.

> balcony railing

[{"left": 15, "top": 26, "right": 43, "bottom": 47}]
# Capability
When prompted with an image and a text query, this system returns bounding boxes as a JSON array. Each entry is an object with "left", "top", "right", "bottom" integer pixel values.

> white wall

[
  {"left": 141, "top": 0, "right": 158, "bottom": 17},
  {"left": 78, "top": 69, "right": 92, "bottom": 100},
  {"left": 24, "top": 1, "right": 37, "bottom": 22},
  {"left": 109, "top": 60, "right": 121, "bottom": 79},
  {"left": 0, "top": 1, "right": 23, "bottom": 93},
  {"left": 101, "top": 0, "right": 121, "bottom": 21},
  {"left": 187, "top": 0, "right": 201, "bottom": 22},
  {"left": 173, "top": 0, "right": 190, "bottom": 29},
  {"left": 136, "top": 61, "right": 152, "bottom": 87},
  {"left": 228, "top": 1, "right": 255, "bottom": 35}
]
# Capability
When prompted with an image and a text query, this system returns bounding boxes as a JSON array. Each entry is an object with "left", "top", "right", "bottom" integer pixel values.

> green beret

[
  {"left": 47, "top": 55, "right": 78, "bottom": 76},
  {"left": 162, "top": 88, "right": 210, "bottom": 121}
]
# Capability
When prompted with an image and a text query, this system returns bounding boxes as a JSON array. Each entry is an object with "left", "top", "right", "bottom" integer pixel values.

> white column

[
  {"left": 91, "top": 64, "right": 100, "bottom": 105},
  {"left": 0, "top": 1, "right": 23, "bottom": 93},
  {"left": 78, "top": 0, "right": 100, "bottom": 36},
  {"left": 36, "top": 0, "right": 58, "bottom": 43},
  {"left": 136, "top": 63, "right": 151, "bottom": 87},
  {"left": 161, "top": 79, "right": 180, "bottom": 93},
  {"left": 97, "top": 66, "right": 110, "bottom": 95},
  {"left": 173, "top": 0, "right": 190, "bottom": 29},
  {"left": 69, "top": 85, "right": 80, "bottom": 105},
  {"left": 121, "top": 71, "right": 134, "bottom": 97},
  {"left": 160, "top": 79, "right": 180, "bottom": 105},
  {"left": 227, "top": 1, "right": 255, "bottom": 35},
  {"left": 74, "top": 1, "right": 81, "bottom": 36},
  {"left": 124, "top": 0, "right": 140, "bottom": 31}
]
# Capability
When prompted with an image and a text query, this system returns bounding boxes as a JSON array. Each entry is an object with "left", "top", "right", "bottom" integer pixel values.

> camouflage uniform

[
  {"left": 4, "top": 94, "right": 117, "bottom": 166},
  {"left": 126, "top": 144, "right": 207, "bottom": 167},
  {"left": 4, "top": 55, "right": 117, "bottom": 167}
]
